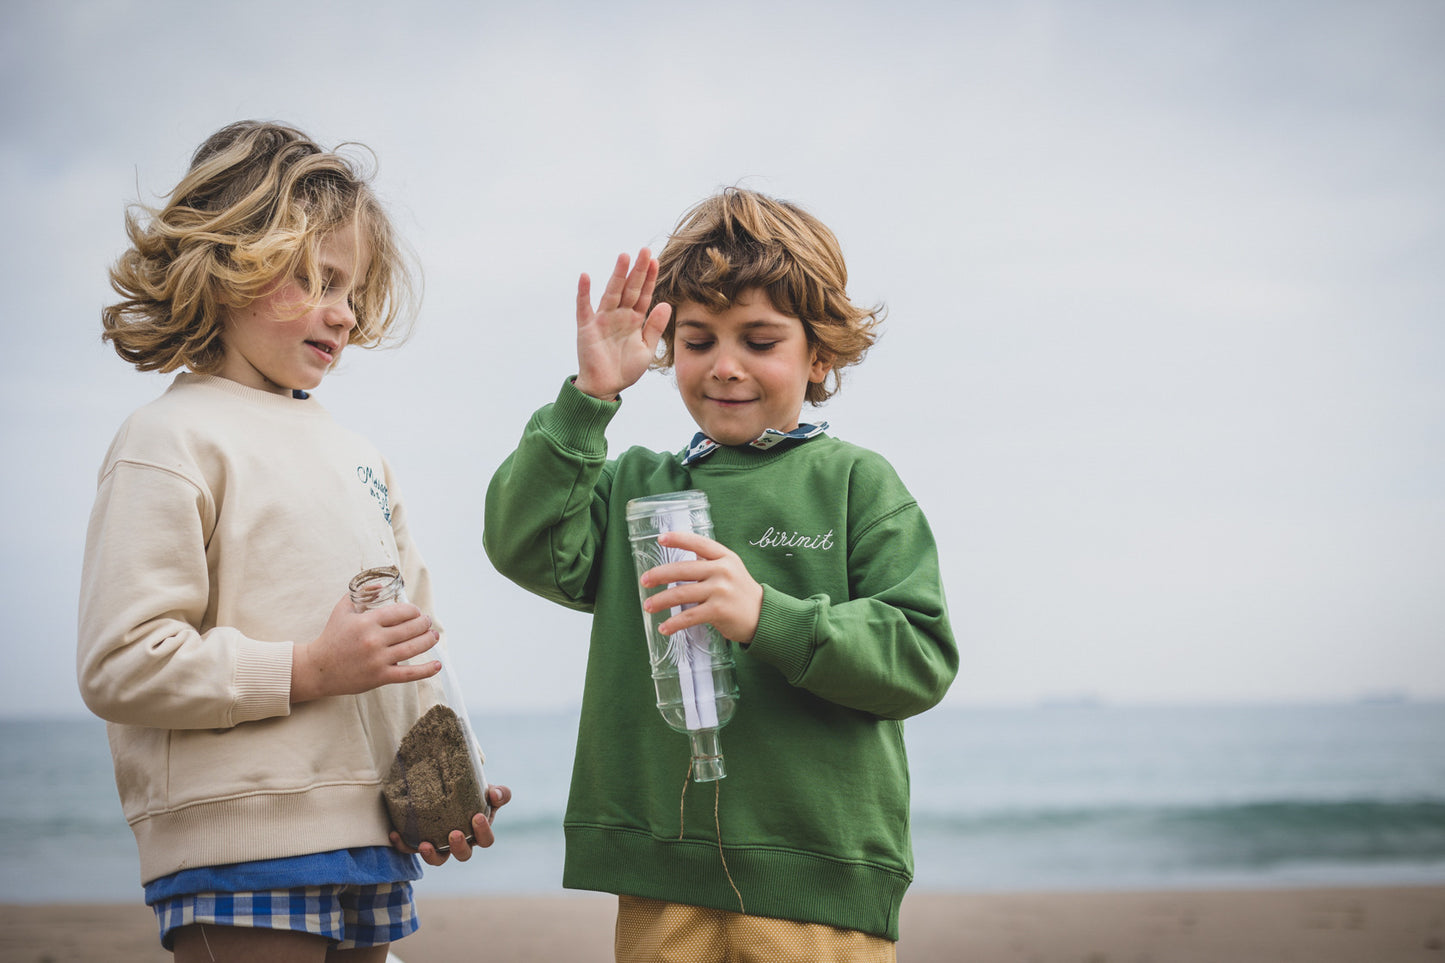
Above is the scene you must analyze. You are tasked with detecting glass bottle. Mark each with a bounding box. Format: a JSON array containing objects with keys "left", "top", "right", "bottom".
[
  {"left": 626, "top": 491, "right": 740, "bottom": 781},
  {"left": 349, "top": 566, "right": 491, "bottom": 850}
]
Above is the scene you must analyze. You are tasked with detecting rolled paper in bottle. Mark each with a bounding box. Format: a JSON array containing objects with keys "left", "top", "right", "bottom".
[{"left": 626, "top": 491, "right": 739, "bottom": 782}]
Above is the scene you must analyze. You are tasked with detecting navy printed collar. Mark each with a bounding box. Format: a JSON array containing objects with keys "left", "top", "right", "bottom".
[{"left": 681, "top": 422, "right": 829, "bottom": 466}]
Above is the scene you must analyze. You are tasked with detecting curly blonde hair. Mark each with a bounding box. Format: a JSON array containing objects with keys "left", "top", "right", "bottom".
[
  {"left": 652, "top": 187, "right": 881, "bottom": 404},
  {"left": 102, "top": 120, "right": 417, "bottom": 373}
]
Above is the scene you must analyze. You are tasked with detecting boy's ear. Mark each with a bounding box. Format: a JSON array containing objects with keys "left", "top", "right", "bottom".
[{"left": 808, "top": 347, "right": 833, "bottom": 385}]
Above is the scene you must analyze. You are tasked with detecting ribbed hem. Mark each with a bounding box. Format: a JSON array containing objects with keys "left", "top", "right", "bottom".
[
  {"left": 747, "top": 588, "right": 818, "bottom": 684},
  {"left": 131, "top": 782, "right": 394, "bottom": 884},
  {"left": 562, "top": 823, "right": 907, "bottom": 941},
  {"left": 541, "top": 378, "right": 619, "bottom": 454}
]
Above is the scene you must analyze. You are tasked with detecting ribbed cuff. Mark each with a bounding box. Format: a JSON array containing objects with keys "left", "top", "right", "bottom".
[
  {"left": 540, "top": 377, "right": 620, "bottom": 454},
  {"left": 746, "top": 586, "right": 817, "bottom": 684},
  {"left": 232, "top": 638, "right": 294, "bottom": 724}
]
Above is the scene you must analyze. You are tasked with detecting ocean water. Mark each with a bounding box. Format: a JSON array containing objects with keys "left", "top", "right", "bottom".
[{"left": 1, "top": 702, "right": 1442, "bottom": 904}]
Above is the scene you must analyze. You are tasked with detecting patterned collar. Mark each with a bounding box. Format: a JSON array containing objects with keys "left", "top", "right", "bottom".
[{"left": 681, "top": 422, "right": 829, "bottom": 466}]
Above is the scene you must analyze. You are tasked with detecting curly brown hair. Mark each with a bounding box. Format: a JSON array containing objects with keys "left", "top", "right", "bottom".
[
  {"left": 652, "top": 187, "right": 882, "bottom": 404},
  {"left": 102, "top": 120, "right": 417, "bottom": 374}
]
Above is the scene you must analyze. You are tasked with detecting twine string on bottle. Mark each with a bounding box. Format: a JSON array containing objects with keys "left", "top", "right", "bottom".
[{"left": 677, "top": 758, "right": 745, "bottom": 913}]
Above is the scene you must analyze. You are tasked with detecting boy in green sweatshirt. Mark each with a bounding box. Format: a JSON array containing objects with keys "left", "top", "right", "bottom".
[{"left": 484, "top": 188, "right": 957, "bottom": 962}]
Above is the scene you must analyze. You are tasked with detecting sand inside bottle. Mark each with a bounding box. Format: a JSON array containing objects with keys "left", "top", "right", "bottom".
[{"left": 382, "top": 703, "right": 486, "bottom": 850}]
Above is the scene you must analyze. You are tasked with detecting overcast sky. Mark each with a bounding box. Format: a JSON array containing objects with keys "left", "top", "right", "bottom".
[{"left": 2, "top": 0, "right": 1441, "bottom": 717}]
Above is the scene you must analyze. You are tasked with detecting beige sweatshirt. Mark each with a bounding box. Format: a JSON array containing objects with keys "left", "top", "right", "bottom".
[{"left": 78, "top": 373, "right": 440, "bottom": 883}]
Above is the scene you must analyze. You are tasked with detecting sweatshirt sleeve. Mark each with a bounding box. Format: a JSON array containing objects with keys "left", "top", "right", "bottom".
[
  {"left": 483, "top": 378, "right": 620, "bottom": 610},
  {"left": 76, "top": 459, "right": 294, "bottom": 729},
  {"left": 745, "top": 492, "right": 958, "bottom": 721}
]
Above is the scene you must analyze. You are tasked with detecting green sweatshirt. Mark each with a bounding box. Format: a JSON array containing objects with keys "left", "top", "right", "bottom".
[{"left": 484, "top": 380, "right": 957, "bottom": 940}]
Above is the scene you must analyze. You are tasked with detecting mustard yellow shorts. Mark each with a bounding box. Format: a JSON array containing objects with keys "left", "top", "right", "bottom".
[{"left": 615, "top": 895, "right": 896, "bottom": 963}]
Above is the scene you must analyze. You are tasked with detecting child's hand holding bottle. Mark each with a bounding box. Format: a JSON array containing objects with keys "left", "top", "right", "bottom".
[
  {"left": 640, "top": 530, "right": 764, "bottom": 645},
  {"left": 391, "top": 784, "right": 513, "bottom": 867},
  {"left": 289, "top": 594, "right": 442, "bottom": 703}
]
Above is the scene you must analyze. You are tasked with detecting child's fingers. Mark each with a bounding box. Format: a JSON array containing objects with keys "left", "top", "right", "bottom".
[
  {"left": 377, "top": 615, "right": 436, "bottom": 654},
  {"left": 387, "top": 657, "right": 442, "bottom": 685},
  {"left": 366, "top": 601, "right": 426, "bottom": 627},
  {"left": 644, "top": 578, "right": 709, "bottom": 612},
  {"left": 642, "top": 301, "right": 673, "bottom": 349},
  {"left": 654, "top": 529, "right": 723, "bottom": 557},
  {"left": 415, "top": 840, "right": 449, "bottom": 867},
  {"left": 576, "top": 273, "right": 593, "bottom": 323},
  {"left": 635, "top": 255, "right": 661, "bottom": 309},
  {"left": 444, "top": 830, "right": 475, "bottom": 860},
  {"left": 389, "top": 830, "right": 419, "bottom": 855},
  {"left": 597, "top": 252, "right": 633, "bottom": 310},
  {"left": 657, "top": 602, "right": 716, "bottom": 636},
  {"left": 641, "top": 559, "right": 711, "bottom": 593},
  {"left": 387, "top": 625, "right": 439, "bottom": 662},
  {"left": 619, "top": 247, "right": 654, "bottom": 308},
  {"left": 468, "top": 813, "right": 496, "bottom": 849}
]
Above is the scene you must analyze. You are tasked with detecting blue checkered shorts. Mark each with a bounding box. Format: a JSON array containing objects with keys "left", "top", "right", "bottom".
[{"left": 151, "top": 881, "right": 418, "bottom": 950}]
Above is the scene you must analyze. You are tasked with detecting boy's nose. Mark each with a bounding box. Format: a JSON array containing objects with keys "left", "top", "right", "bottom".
[{"left": 711, "top": 351, "right": 743, "bottom": 381}]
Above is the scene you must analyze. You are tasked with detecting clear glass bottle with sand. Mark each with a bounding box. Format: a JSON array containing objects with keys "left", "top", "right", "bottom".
[
  {"left": 626, "top": 490, "right": 740, "bottom": 781},
  {"left": 349, "top": 566, "right": 491, "bottom": 850}
]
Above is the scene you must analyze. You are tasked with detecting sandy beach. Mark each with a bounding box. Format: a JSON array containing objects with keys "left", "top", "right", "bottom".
[{"left": 2, "top": 886, "right": 1441, "bottom": 962}]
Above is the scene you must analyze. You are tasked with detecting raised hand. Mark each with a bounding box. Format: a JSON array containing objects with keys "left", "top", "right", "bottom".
[
  {"left": 639, "top": 530, "right": 764, "bottom": 644},
  {"left": 573, "top": 248, "right": 673, "bottom": 400}
]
